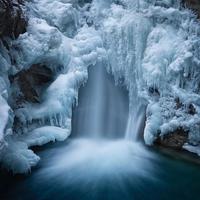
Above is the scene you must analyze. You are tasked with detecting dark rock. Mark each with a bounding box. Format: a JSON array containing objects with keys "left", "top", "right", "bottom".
[
  {"left": 188, "top": 103, "right": 196, "bottom": 115},
  {"left": 12, "top": 64, "right": 53, "bottom": 104},
  {"left": 155, "top": 128, "right": 189, "bottom": 150},
  {"left": 148, "top": 87, "right": 160, "bottom": 96},
  {"left": 175, "top": 97, "right": 183, "bottom": 109},
  {"left": 0, "top": 0, "right": 27, "bottom": 39},
  {"left": 183, "top": 0, "right": 200, "bottom": 18},
  {"left": 18, "top": 73, "right": 40, "bottom": 103},
  {"left": 78, "top": 0, "right": 92, "bottom": 6}
]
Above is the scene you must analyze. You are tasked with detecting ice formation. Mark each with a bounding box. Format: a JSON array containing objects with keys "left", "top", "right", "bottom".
[{"left": 1, "top": 0, "right": 200, "bottom": 172}]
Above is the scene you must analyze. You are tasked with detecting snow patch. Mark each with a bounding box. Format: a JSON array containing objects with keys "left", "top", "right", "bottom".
[{"left": 17, "top": 126, "right": 70, "bottom": 147}]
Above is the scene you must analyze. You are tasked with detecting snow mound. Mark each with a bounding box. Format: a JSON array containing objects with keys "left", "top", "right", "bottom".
[
  {"left": 17, "top": 126, "right": 70, "bottom": 147},
  {"left": 0, "top": 138, "right": 40, "bottom": 174},
  {"left": 1, "top": 126, "right": 70, "bottom": 174}
]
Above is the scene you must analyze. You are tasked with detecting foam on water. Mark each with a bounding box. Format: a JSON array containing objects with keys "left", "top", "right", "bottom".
[{"left": 28, "top": 139, "right": 158, "bottom": 196}]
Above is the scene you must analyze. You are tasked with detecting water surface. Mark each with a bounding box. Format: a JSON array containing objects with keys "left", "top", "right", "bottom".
[{"left": 0, "top": 139, "right": 200, "bottom": 200}]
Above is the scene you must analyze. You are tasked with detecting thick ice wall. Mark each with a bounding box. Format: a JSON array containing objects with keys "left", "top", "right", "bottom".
[
  {"left": 99, "top": 1, "right": 200, "bottom": 147},
  {"left": 102, "top": 1, "right": 197, "bottom": 93},
  {"left": 142, "top": 24, "right": 192, "bottom": 90},
  {"left": 30, "top": 0, "right": 78, "bottom": 37},
  {"left": 141, "top": 7, "right": 200, "bottom": 146},
  {"left": 102, "top": 3, "right": 152, "bottom": 110},
  {"left": 11, "top": 18, "right": 70, "bottom": 73}
]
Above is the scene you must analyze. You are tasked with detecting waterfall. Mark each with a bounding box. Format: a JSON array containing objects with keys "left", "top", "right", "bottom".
[
  {"left": 72, "top": 61, "right": 130, "bottom": 139},
  {"left": 125, "top": 102, "right": 146, "bottom": 141},
  {"left": 72, "top": 60, "right": 147, "bottom": 140}
]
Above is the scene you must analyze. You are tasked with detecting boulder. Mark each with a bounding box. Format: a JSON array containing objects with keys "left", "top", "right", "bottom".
[{"left": 155, "top": 128, "right": 189, "bottom": 150}]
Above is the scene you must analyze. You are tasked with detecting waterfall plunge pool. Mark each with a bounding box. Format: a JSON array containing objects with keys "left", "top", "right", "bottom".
[{"left": 1, "top": 139, "right": 200, "bottom": 200}]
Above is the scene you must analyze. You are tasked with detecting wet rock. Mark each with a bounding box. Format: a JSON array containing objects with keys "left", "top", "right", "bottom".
[
  {"left": 155, "top": 128, "right": 189, "bottom": 150},
  {"left": 187, "top": 104, "right": 196, "bottom": 115},
  {"left": 0, "top": 0, "right": 27, "bottom": 38},
  {"left": 11, "top": 64, "right": 53, "bottom": 104}
]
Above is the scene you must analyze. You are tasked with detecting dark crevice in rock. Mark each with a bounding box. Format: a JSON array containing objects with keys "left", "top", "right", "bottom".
[
  {"left": 175, "top": 97, "right": 183, "bottom": 109},
  {"left": 148, "top": 87, "right": 160, "bottom": 96},
  {"left": 187, "top": 103, "right": 196, "bottom": 115},
  {"left": 10, "top": 64, "right": 55, "bottom": 134},
  {"left": 10, "top": 64, "right": 54, "bottom": 105},
  {"left": 78, "top": 0, "right": 92, "bottom": 7},
  {"left": 175, "top": 97, "right": 196, "bottom": 115}
]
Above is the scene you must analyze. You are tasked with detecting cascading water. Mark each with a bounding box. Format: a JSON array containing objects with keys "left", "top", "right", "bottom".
[
  {"left": 125, "top": 102, "right": 146, "bottom": 141},
  {"left": 72, "top": 61, "right": 130, "bottom": 139}
]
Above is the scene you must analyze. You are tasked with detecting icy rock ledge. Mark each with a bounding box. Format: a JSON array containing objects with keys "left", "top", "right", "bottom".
[
  {"left": 16, "top": 126, "right": 70, "bottom": 147},
  {"left": 0, "top": 126, "right": 70, "bottom": 174},
  {"left": 183, "top": 143, "right": 200, "bottom": 156}
]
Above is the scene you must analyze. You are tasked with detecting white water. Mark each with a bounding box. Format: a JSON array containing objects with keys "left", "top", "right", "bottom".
[
  {"left": 125, "top": 103, "right": 146, "bottom": 141},
  {"left": 31, "top": 139, "right": 157, "bottom": 187},
  {"left": 72, "top": 61, "right": 133, "bottom": 139}
]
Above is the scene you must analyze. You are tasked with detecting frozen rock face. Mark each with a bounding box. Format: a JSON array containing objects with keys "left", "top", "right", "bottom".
[
  {"left": 1, "top": 0, "right": 200, "bottom": 173},
  {"left": 0, "top": 0, "right": 27, "bottom": 145},
  {"left": 10, "top": 64, "right": 53, "bottom": 105},
  {"left": 0, "top": 0, "right": 105, "bottom": 173},
  {"left": 0, "top": 0, "right": 27, "bottom": 172},
  {"left": 155, "top": 127, "right": 188, "bottom": 150},
  {"left": 0, "top": 0, "right": 27, "bottom": 38},
  {"left": 94, "top": 0, "right": 200, "bottom": 153}
]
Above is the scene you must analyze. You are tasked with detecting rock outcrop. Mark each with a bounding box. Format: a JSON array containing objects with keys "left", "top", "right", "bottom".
[
  {"left": 10, "top": 64, "right": 54, "bottom": 107},
  {"left": 155, "top": 128, "right": 189, "bottom": 150},
  {"left": 0, "top": 0, "right": 27, "bottom": 38}
]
